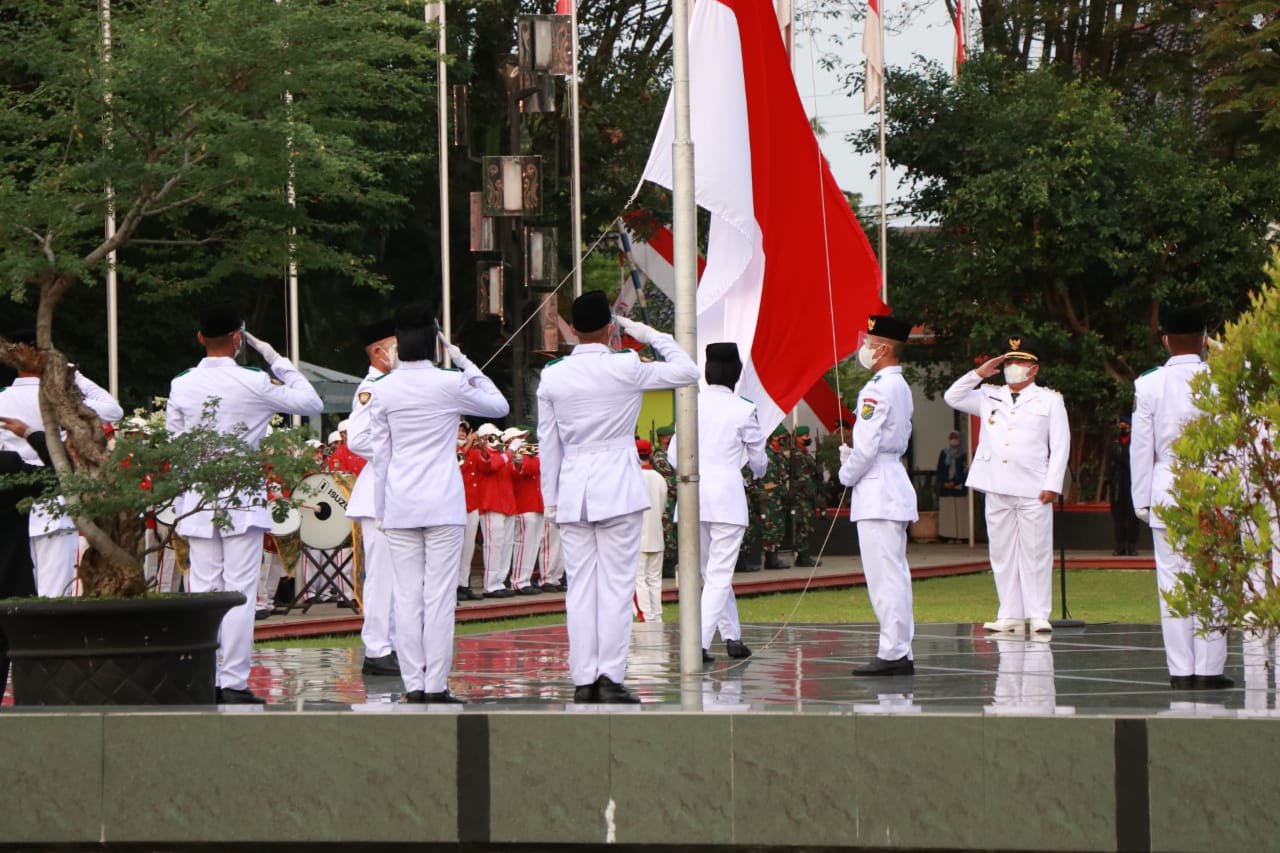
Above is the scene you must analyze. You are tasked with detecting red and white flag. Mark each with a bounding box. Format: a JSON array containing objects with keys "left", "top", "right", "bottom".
[
  {"left": 952, "top": 0, "right": 966, "bottom": 73},
  {"left": 864, "top": 0, "right": 884, "bottom": 110},
  {"left": 642, "top": 0, "right": 884, "bottom": 433}
]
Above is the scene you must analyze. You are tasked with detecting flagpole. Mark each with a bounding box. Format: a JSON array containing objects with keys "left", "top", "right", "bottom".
[
  {"left": 671, "top": 0, "right": 703, "bottom": 680},
  {"left": 101, "top": 0, "right": 118, "bottom": 399},
  {"left": 431, "top": 1, "right": 452, "bottom": 357},
  {"left": 569, "top": 3, "right": 584, "bottom": 297},
  {"left": 877, "top": 10, "right": 887, "bottom": 304}
]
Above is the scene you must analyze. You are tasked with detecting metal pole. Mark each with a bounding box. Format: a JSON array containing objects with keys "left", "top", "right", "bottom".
[
  {"left": 101, "top": 0, "right": 118, "bottom": 398},
  {"left": 431, "top": 2, "right": 452, "bottom": 360},
  {"left": 569, "top": 1, "right": 584, "bottom": 297},
  {"left": 876, "top": 11, "right": 887, "bottom": 304},
  {"left": 277, "top": 0, "right": 300, "bottom": 425},
  {"left": 672, "top": 0, "right": 702, "bottom": 677}
]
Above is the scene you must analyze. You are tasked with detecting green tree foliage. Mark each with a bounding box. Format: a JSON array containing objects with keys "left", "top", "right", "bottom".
[
  {"left": 1196, "top": 0, "right": 1280, "bottom": 158},
  {"left": 1162, "top": 269, "right": 1280, "bottom": 633}
]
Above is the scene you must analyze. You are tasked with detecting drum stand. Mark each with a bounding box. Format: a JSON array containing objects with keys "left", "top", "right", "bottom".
[{"left": 283, "top": 547, "right": 361, "bottom": 614}]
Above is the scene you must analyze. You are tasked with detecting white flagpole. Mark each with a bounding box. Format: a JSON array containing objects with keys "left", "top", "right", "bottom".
[
  {"left": 276, "top": 0, "right": 300, "bottom": 426},
  {"left": 877, "top": 8, "right": 887, "bottom": 304},
  {"left": 101, "top": 0, "right": 119, "bottom": 398},
  {"left": 671, "top": 0, "right": 702, "bottom": 678},
  {"left": 569, "top": 3, "right": 584, "bottom": 297},
  {"left": 430, "top": 2, "right": 452, "bottom": 355}
]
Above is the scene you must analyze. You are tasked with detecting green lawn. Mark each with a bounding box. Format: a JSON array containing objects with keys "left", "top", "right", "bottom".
[{"left": 258, "top": 569, "right": 1159, "bottom": 649}]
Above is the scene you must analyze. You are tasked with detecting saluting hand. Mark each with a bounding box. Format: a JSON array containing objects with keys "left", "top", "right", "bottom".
[
  {"left": 242, "top": 330, "right": 282, "bottom": 364},
  {"left": 615, "top": 315, "right": 657, "bottom": 345},
  {"left": 975, "top": 355, "right": 1007, "bottom": 379}
]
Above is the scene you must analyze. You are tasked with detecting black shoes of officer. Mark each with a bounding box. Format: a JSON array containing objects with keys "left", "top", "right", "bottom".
[
  {"left": 402, "top": 690, "right": 427, "bottom": 703},
  {"left": 852, "top": 656, "right": 915, "bottom": 677},
  {"left": 573, "top": 683, "right": 598, "bottom": 703},
  {"left": 596, "top": 675, "right": 641, "bottom": 703},
  {"left": 362, "top": 652, "right": 401, "bottom": 677},
  {"left": 456, "top": 586, "right": 481, "bottom": 602},
  {"left": 516, "top": 585, "right": 543, "bottom": 596},
  {"left": 702, "top": 648, "right": 716, "bottom": 664},
  {"left": 540, "top": 582, "right": 563, "bottom": 593},
  {"left": 735, "top": 554, "right": 762, "bottom": 573},
  {"left": 1193, "top": 674, "right": 1234, "bottom": 690},
  {"left": 764, "top": 551, "right": 790, "bottom": 570},
  {"left": 216, "top": 687, "right": 267, "bottom": 704},
  {"left": 1170, "top": 675, "right": 1196, "bottom": 689},
  {"left": 793, "top": 553, "right": 821, "bottom": 568},
  {"left": 484, "top": 588, "right": 516, "bottom": 598},
  {"left": 725, "top": 639, "right": 752, "bottom": 659},
  {"left": 254, "top": 606, "right": 273, "bottom": 621},
  {"left": 423, "top": 690, "right": 466, "bottom": 704}
]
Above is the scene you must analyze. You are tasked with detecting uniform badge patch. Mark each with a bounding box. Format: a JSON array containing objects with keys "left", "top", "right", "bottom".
[
  {"left": 269, "top": 377, "right": 284, "bottom": 386},
  {"left": 358, "top": 391, "right": 371, "bottom": 406},
  {"left": 860, "top": 399, "right": 878, "bottom": 420}
]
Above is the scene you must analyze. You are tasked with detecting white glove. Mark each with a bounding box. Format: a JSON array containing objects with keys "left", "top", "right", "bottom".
[
  {"left": 438, "top": 333, "right": 473, "bottom": 370},
  {"left": 615, "top": 315, "right": 656, "bottom": 345},
  {"left": 1135, "top": 507, "right": 1150, "bottom": 524},
  {"left": 242, "top": 330, "right": 281, "bottom": 364},
  {"left": 838, "top": 443, "right": 852, "bottom": 464},
  {"left": 545, "top": 506, "right": 557, "bottom": 522}
]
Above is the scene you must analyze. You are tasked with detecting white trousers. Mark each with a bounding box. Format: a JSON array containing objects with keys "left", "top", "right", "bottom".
[
  {"left": 511, "top": 511, "right": 545, "bottom": 588},
  {"left": 359, "top": 519, "right": 396, "bottom": 658},
  {"left": 458, "top": 510, "right": 480, "bottom": 587},
  {"left": 635, "top": 551, "right": 664, "bottom": 622},
  {"left": 857, "top": 519, "right": 914, "bottom": 660},
  {"left": 985, "top": 492, "right": 1053, "bottom": 621},
  {"left": 699, "top": 522, "right": 744, "bottom": 647},
  {"left": 31, "top": 531, "right": 78, "bottom": 598},
  {"left": 187, "top": 529, "right": 265, "bottom": 692},
  {"left": 560, "top": 511, "right": 643, "bottom": 686},
  {"left": 256, "top": 549, "right": 285, "bottom": 608},
  {"left": 480, "top": 512, "right": 516, "bottom": 592},
  {"left": 383, "top": 525, "right": 464, "bottom": 693},
  {"left": 1154, "top": 530, "right": 1227, "bottom": 677},
  {"left": 146, "top": 528, "right": 184, "bottom": 593},
  {"left": 541, "top": 511, "right": 564, "bottom": 584}
]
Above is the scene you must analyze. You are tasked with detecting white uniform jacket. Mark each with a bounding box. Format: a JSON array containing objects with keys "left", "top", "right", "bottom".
[
  {"left": 344, "top": 367, "right": 382, "bottom": 521},
  {"left": 537, "top": 334, "right": 698, "bottom": 523},
  {"left": 166, "top": 355, "right": 323, "bottom": 537},
  {"left": 944, "top": 371, "right": 1070, "bottom": 500},
  {"left": 1, "top": 373, "right": 124, "bottom": 535},
  {"left": 1130, "top": 354, "right": 1207, "bottom": 528},
  {"left": 839, "top": 366, "right": 918, "bottom": 523},
  {"left": 368, "top": 360, "right": 509, "bottom": 529},
  {"left": 669, "top": 385, "right": 767, "bottom": 526},
  {"left": 639, "top": 467, "right": 668, "bottom": 552}
]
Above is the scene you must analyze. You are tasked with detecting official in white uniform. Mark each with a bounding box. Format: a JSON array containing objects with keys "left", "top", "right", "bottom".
[
  {"left": 537, "top": 291, "right": 699, "bottom": 703},
  {"left": 669, "top": 343, "right": 766, "bottom": 662},
  {"left": 367, "top": 302, "right": 509, "bottom": 703},
  {"left": 634, "top": 439, "right": 667, "bottom": 623},
  {"left": 838, "top": 315, "right": 919, "bottom": 675},
  {"left": 343, "top": 318, "right": 401, "bottom": 677},
  {"left": 167, "top": 304, "right": 323, "bottom": 704},
  {"left": 0, "top": 328, "right": 123, "bottom": 597},
  {"left": 1130, "top": 306, "right": 1231, "bottom": 689},
  {"left": 944, "top": 335, "right": 1069, "bottom": 636}
]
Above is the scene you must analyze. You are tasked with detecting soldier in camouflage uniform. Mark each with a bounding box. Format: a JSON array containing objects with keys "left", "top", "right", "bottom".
[
  {"left": 651, "top": 424, "right": 678, "bottom": 577},
  {"left": 736, "top": 463, "right": 764, "bottom": 572},
  {"left": 761, "top": 424, "right": 791, "bottom": 569},
  {"left": 815, "top": 419, "right": 852, "bottom": 507},
  {"left": 789, "top": 425, "right": 823, "bottom": 567}
]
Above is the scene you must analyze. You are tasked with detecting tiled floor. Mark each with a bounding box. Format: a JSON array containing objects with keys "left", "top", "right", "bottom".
[{"left": 237, "top": 621, "right": 1280, "bottom": 717}]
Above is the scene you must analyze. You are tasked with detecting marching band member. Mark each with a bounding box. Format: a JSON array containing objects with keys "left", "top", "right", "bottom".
[
  {"left": 456, "top": 421, "right": 483, "bottom": 602},
  {"left": 345, "top": 319, "right": 401, "bottom": 677},
  {"left": 367, "top": 302, "right": 509, "bottom": 703},
  {"left": 507, "top": 427, "right": 545, "bottom": 595},
  {"left": 537, "top": 291, "right": 698, "bottom": 703},
  {"left": 475, "top": 422, "right": 518, "bottom": 598},
  {"left": 166, "top": 304, "right": 323, "bottom": 704}
]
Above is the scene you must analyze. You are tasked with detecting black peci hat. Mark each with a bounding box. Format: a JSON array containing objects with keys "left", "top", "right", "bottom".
[
  {"left": 1002, "top": 333, "right": 1040, "bottom": 362},
  {"left": 200, "top": 303, "right": 242, "bottom": 338},
  {"left": 572, "top": 290, "right": 612, "bottom": 333},
  {"left": 867, "top": 314, "right": 912, "bottom": 343},
  {"left": 361, "top": 318, "right": 397, "bottom": 347},
  {"left": 1160, "top": 305, "right": 1206, "bottom": 335},
  {"left": 396, "top": 301, "right": 437, "bottom": 333},
  {"left": 705, "top": 342, "right": 742, "bottom": 366}
]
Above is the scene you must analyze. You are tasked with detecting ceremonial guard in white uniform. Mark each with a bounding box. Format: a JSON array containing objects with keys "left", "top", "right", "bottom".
[
  {"left": 669, "top": 343, "right": 766, "bottom": 662},
  {"left": 0, "top": 329, "right": 123, "bottom": 597},
  {"left": 1130, "top": 306, "right": 1231, "bottom": 689},
  {"left": 634, "top": 439, "right": 667, "bottom": 622},
  {"left": 944, "top": 334, "right": 1069, "bottom": 636},
  {"left": 343, "top": 319, "right": 401, "bottom": 677},
  {"left": 167, "top": 305, "right": 323, "bottom": 704},
  {"left": 537, "top": 291, "right": 698, "bottom": 703},
  {"left": 838, "top": 316, "right": 919, "bottom": 675},
  {"left": 367, "top": 302, "right": 509, "bottom": 703}
]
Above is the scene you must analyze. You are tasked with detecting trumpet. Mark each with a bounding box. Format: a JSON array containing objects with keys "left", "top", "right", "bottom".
[{"left": 517, "top": 442, "right": 539, "bottom": 456}]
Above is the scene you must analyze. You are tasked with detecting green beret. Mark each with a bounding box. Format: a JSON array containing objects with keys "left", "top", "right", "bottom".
[
  {"left": 656, "top": 424, "right": 675, "bottom": 437},
  {"left": 770, "top": 424, "right": 787, "bottom": 438},
  {"left": 794, "top": 426, "right": 811, "bottom": 436}
]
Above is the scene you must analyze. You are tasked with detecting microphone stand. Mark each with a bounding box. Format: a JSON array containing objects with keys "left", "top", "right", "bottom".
[{"left": 1051, "top": 465, "right": 1085, "bottom": 629}]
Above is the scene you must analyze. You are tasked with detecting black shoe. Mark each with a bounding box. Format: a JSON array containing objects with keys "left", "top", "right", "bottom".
[
  {"left": 516, "top": 585, "right": 543, "bottom": 596},
  {"left": 216, "top": 687, "right": 267, "bottom": 704},
  {"left": 401, "top": 690, "right": 427, "bottom": 704},
  {"left": 573, "top": 683, "right": 599, "bottom": 703},
  {"left": 852, "top": 656, "right": 915, "bottom": 677},
  {"left": 794, "top": 554, "right": 821, "bottom": 567},
  {"left": 1170, "top": 675, "right": 1196, "bottom": 689},
  {"left": 422, "top": 690, "right": 466, "bottom": 704},
  {"left": 540, "top": 582, "right": 563, "bottom": 593},
  {"left": 456, "top": 586, "right": 481, "bottom": 602},
  {"left": 483, "top": 589, "right": 516, "bottom": 598},
  {"left": 764, "top": 551, "right": 790, "bottom": 570},
  {"left": 362, "top": 652, "right": 401, "bottom": 677},
  {"left": 254, "top": 607, "right": 273, "bottom": 621},
  {"left": 596, "top": 675, "right": 641, "bottom": 704},
  {"left": 735, "top": 555, "right": 762, "bottom": 573},
  {"left": 702, "top": 648, "right": 716, "bottom": 664},
  {"left": 725, "top": 639, "right": 752, "bottom": 659},
  {"left": 1127, "top": 545, "right": 1139, "bottom": 556},
  {"left": 555, "top": 581, "right": 568, "bottom": 592},
  {"left": 1112, "top": 549, "right": 1124, "bottom": 556},
  {"left": 1193, "top": 674, "right": 1235, "bottom": 690},
  {"left": 272, "top": 577, "right": 296, "bottom": 607}
]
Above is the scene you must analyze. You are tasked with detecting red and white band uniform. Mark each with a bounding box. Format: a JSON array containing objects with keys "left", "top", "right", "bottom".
[
  {"left": 944, "top": 371, "right": 1069, "bottom": 623},
  {"left": 537, "top": 326, "right": 698, "bottom": 688},
  {"left": 840, "top": 366, "right": 919, "bottom": 661},
  {"left": 509, "top": 441, "right": 544, "bottom": 591},
  {"left": 458, "top": 443, "right": 485, "bottom": 589},
  {"left": 635, "top": 463, "right": 668, "bottom": 622},
  {"left": 166, "top": 350, "right": 323, "bottom": 693},
  {"left": 0, "top": 371, "right": 122, "bottom": 597},
  {"left": 670, "top": 386, "right": 767, "bottom": 647},
  {"left": 540, "top": 509, "right": 565, "bottom": 587},
  {"left": 346, "top": 366, "right": 397, "bottom": 660},
  {"left": 367, "top": 357, "right": 508, "bottom": 693},
  {"left": 476, "top": 444, "right": 517, "bottom": 593},
  {"left": 1130, "top": 354, "right": 1227, "bottom": 678}
]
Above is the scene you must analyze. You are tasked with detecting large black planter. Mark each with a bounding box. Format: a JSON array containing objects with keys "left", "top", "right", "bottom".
[{"left": 0, "top": 591, "right": 244, "bottom": 706}]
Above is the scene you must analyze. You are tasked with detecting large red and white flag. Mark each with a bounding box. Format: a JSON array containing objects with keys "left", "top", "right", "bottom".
[
  {"left": 864, "top": 0, "right": 884, "bottom": 109},
  {"left": 642, "top": 0, "right": 884, "bottom": 433}
]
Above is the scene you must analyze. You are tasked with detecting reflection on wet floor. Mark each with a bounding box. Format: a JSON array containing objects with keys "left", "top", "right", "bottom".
[{"left": 237, "top": 622, "right": 1280, "bottom": 717}]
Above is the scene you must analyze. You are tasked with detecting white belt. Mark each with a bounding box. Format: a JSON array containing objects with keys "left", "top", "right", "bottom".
[
  {"left": 875, "top": 452, "right": 903, "bottom": 462},
  {"left": 564, "top": 437, "right": 636, "bottom": 457}
]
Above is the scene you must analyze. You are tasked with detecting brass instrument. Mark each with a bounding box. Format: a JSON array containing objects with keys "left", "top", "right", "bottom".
[{"left": 515, "top": 442, "right": 539, "bottom": 456}]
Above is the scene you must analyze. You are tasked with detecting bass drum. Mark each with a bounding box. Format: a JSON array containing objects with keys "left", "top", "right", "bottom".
[{"left": 295, "top": 472, "right": 356, "bottom": 551}]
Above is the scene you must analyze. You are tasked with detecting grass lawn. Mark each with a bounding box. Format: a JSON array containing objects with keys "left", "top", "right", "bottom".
[{"left": 258, "top": 569, "right": 1160, "bottom": 649}]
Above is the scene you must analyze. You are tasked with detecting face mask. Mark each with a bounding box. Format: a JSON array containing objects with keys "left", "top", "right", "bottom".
[
  {"left": 857, "top": 343, "right": 880, "bottom": 370},
  {"left": 949, "top": 439, "right": 960, "bottom": 447},
  {"left": 1003, "top": 363, "right": 1033, "bottom": 385},
  {"left": 379, "top": 344, "right": 399, "bottom": 370}
]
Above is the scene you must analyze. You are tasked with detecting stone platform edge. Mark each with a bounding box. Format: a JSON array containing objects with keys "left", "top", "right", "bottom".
[{"left": 0, "top": 709, "right": 1270, "bottom": 852}]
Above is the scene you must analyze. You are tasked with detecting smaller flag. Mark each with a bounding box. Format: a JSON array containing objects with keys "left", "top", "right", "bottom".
[
  {"left": 863, "top": 0, "right": 883, "bottom": 111},
  {"left": 952, "top": 0, "right": 966, "bottom": 74}
]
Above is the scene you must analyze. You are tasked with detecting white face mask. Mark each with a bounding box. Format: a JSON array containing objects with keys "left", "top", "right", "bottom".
[
  {"left": 1003, "top": 363, "right": 1033, "bottom": 386},
  {"left": 857, "top": 342, "right": 881, "bottom": 370},
  {"left": 379, "top": 343, "right": 399, "bottom": 371}
]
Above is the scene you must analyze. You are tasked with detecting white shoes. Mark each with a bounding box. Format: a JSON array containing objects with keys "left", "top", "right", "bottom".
[
  {"left": 1029, "top": 618, "right": 1053, "bottom": 634},
  {"left": 982, "top": 618, "right": 1024, "bottom": 634}
]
